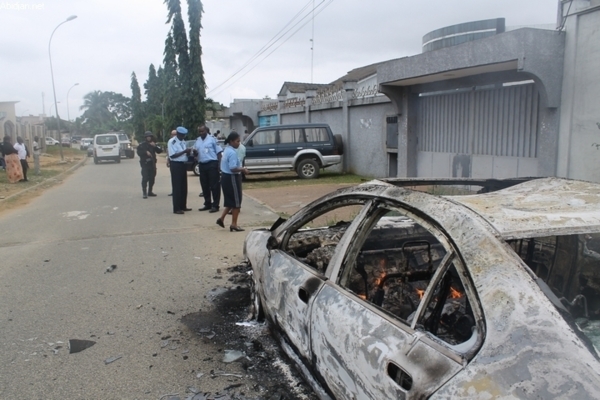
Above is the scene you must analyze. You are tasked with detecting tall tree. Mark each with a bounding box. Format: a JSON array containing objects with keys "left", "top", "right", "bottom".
[
  {"left": 162, "top": 31, "right": 182, "bottom": 129},
  {"left": 187, "top": 0, "right": 206, "bottom": 130},
  {"left": 130, "top": 71, "right": 145, "bottom": 142},
  {"left": 80, "top": 91, "right": 131, "bottom": 135}
]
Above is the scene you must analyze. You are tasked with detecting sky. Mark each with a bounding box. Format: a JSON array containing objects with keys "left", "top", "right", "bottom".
[{"left": 0, "top": 0, "right": 560, "bottom": 121}]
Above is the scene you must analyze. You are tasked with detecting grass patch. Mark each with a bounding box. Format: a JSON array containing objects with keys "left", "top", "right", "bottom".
[
  {"left": 243, "top": 171, "right": 367, "bottom": 190},
  {"left": 0, "top": 146, "right": 86, "bottom": 201}
]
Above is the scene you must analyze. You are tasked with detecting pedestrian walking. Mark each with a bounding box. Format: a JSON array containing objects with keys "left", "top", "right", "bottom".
[
  {"left": 137, "top": 131, "right": 163, "bottom": 198},
  {"left": 194, "top": 125, "right": 223, "bottom": 213},
  {"left": 33, "top": 136, "right": 41, "bottom": 175},
  {"left": 14, "top": 137, "right": 29, "bottom": 182},
  {"left": 168, "top": 126, "right": 192, "bottom": 214},
  {"left": 216, "top": 131, "right": 249, "bottom": 232},
  {"left": 1, "top": 135, "right": 23, "bottom": 183}
]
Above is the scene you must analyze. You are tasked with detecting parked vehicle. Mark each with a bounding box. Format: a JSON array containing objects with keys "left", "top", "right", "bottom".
[
  {"left": 45, "top": 137, "right": 59, "bottom": 146},
  {"left": 93, "top": 133, "right": 120, "bottom": 164},
  {"left": 117, "top": 132, "right": 135, "bottom": 158},
  {"left": 61, "top": 137, "right": 71, "bottom": 147},
  {"left": 79, "top": 138, "right": 93, "bottom": 151},
  {"left": 245, "top": 177, "right": 600, "bottom": 399},
  {"left": 243, "top": 123, "right": 343, "bottom": 179}
]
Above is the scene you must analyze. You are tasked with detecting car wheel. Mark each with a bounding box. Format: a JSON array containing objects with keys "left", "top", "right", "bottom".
[
  {"left": 94, "top": 156, "right": 99, "bottom": 164},
  {"left": 333, "top": 134, "right": 344, "bottom": 155},
  {"left": 296, "top": 158, "right": 320, "bottom": 179},
  {"left": 115, "top": 157, "right": 121, "bottom": 164},
  {"left": 193, "top": 163, "right": 200, "bottom": 176}
]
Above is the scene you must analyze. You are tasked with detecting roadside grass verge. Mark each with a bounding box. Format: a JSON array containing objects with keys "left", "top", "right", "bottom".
[{"left": 0, "top": 146, "right": 86, "bottom": 203}]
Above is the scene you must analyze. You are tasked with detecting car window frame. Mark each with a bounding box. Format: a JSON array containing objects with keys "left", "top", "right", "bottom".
[
  {"left": 276, "top": 196, "right": 375, "bottom": 278},
  {"left": 331, "top": 199, "right": 485, "bottom": 361}
]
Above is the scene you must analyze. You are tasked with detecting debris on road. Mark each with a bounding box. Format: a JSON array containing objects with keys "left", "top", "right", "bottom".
[
  {"left": 68, "top": 339, "right": 96, "bottom": 354},
  {"left": 222, "top": 350, "right": 247, "bottom": 363},
  {"left": 104, "top": 355, "right": 122, "bottom": 365},
  {"left": 105, "top": 264, "right": 117, "bottom": 273}
]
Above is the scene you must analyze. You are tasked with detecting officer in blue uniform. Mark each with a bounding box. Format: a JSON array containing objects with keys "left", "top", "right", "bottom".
[
  {"left": 168, "top": 126, "right": 192, "bottom": 214},
  {"left": 194, "top": 125, "right": 223, "bottom": 212}
]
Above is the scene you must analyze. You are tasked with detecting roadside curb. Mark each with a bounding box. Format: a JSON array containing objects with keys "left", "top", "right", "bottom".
[
  {"left": 244, "top": 192, "right": 280, "bottom": 215},
  {"left": 0, "top": 156, "right": 88, "bottom": 202}
]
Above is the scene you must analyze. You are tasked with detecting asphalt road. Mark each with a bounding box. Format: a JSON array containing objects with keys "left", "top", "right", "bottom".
[{"left": 0, "top": 158, "right": 280, "bottom": 399}]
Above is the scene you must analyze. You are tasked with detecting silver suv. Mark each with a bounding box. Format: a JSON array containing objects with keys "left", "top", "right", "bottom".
[{"left": 243, "top": 123, "right": 343, "bottom": 179}]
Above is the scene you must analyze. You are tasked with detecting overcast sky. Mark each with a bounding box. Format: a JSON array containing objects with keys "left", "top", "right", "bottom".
[{"left": 0, "top": 0, "right": 559, "bottom": 121}]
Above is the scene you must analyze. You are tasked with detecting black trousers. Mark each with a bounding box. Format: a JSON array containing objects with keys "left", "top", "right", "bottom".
[
  {"left": 140, "top": 162, "right": 157, "bottom": 192},
  {"left": 170, "top": 161, "right": 187, "bottom": 212},
  {"left": 199, "top": 160, "right": 220, "bottom": 209},
  {"left": 20, "top": 159, "right": 28, "bottom": 181}
]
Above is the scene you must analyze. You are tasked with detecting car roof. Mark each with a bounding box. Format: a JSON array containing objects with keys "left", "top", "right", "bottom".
[
  {"left": 253, "top": 123, "right": 330, "bottom": 130},
  {"left": 444, "top": 177, "right": 600, "bottom": 239}
]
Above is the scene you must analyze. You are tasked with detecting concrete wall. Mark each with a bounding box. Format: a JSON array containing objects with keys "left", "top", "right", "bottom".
[
  {"left": 557, "top": 1, "right": 600, "bottom": 182},
  {"left": 349, "top": 103, "right": 394, "bottom": 177}
]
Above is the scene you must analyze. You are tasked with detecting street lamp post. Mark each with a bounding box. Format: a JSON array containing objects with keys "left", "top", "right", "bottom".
[
  {"left": 66, "top": 83, "right": 79, "bottom": 122},
  {"left": 49, "top": 15, "right": 77, "bottom": 160}
]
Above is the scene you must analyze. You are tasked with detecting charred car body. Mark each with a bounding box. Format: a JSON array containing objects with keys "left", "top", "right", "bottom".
[{"left": 244, "top": 177, "right": 600, "bottom": 399}]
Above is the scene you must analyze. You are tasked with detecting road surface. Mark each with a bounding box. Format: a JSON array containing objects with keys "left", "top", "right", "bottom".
[{"left": 0, "top": 158, "right": 282, "bottom": 399}]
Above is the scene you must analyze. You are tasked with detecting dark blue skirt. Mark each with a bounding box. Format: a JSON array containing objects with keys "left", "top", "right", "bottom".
[{"left": 221, "top": 173, "right": 242, "bottom": 208}]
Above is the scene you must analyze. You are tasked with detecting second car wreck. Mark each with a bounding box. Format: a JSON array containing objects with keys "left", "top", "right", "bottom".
[{"left": 244, "top": 177, "right": 600, "bottom": 399}]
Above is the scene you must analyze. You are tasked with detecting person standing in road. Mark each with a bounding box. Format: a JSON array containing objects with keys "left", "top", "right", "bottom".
[
  {"left": 14, "top": 137, "right": 29, "bottom": 182},
  {"left": 166, "top": 129, "right": 177, "bottom": 196},
  {"left": 168, "top": 126, "right": 192, "bottom": 214},
  {"left": 1, "top": 135, "right": 23, "bottom": 183},
  {"left": 32, "top": 136, "right": 41, "bottom": 175},
  {"left": 194, "top": 125, "right": 223, "bottom": 213},
  {"left": 216, "top": 131, "right": 249, "bottom": 232},
  {"left": 137, "top": 131, "right": 163, "bottom": 199}
]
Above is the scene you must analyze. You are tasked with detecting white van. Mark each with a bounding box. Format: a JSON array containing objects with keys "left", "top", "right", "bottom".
[{"left": 93, "top": 133, "right": 121, "bottom": 164}]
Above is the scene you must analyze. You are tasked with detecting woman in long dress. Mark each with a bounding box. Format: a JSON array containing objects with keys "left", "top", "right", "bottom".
[{"left": 1, "top": 135, "right": 24, "bottom": 183}]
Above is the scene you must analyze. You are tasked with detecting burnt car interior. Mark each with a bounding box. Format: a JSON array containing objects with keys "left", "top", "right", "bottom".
[
  {"left": 508, "top": 233, "right": 600, "bottom": 352},
  {"left": 283, "top": 202, "right": 477, "bottom": 348}
]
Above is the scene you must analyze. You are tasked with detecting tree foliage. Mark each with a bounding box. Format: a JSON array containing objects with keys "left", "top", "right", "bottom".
[
  {"left": 130, "top": 72, "right": 145, "bottom": 142},
  {"left": 79, "top": 90, "right": 132, "bottom": 135}
]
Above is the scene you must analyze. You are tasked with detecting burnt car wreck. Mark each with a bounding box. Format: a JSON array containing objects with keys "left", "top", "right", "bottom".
[{"left": 244, "top": 177, "right": 600, "bottom": 399}]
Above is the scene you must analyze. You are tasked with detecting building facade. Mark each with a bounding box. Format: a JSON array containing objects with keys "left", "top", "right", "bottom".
[{"left": 229, "top": 0, "right": 600, "bottom": 182}]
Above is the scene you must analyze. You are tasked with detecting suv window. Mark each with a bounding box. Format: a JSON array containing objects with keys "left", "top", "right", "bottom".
[
  {"left": 253, "top": 130, "right": 276, "bottom": 145},
  {"left": 279, "top": 128, "right": 304, "bottom": 144},
  {"left": 96, "top": 136, "right": 118, "bottom": 145},
  {"left": 305, "top": 127, "right": 329, "bottom": 142}
]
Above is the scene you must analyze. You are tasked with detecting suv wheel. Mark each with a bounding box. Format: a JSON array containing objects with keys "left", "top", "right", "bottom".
[
  {"left": 93, "top": 156, "right": 99, "bottom": 164},
  {"left": 296, "top": 158, "right": 319, "bottom": 179},
  {"left": 193, "top": 163, "right": 200, "bottom": 176},
  {"left": 115, "top": 157, "right": 121, "bottom": 164}
]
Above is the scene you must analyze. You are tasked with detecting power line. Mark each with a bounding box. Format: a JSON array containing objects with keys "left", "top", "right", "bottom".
[{"left": 207, "top": 0, "right": 333, "bottom": 97}]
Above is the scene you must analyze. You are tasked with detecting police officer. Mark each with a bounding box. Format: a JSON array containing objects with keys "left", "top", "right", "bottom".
[
  {"left": 137, "top": 131, "right": 163, "bottom": 198},
  {"left": 168, "top": 126, "right": 193, "bottom": 214}
]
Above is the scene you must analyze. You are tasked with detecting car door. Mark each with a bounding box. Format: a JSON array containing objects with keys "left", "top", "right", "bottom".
[
  {"left": 304, "top": 126, "right": 332, "bottom": 155},
  {"left": 310, "top": 202, "right": 483, "bottom": 399},
  {"left": 244, "top": 129, "right": 278, "bottom": 171},
  {"left": 261, "top": 199, "right": 373, "bottom": 360},
  {"left": 276, "top": 127, "right": 305, "bottom": 169}
]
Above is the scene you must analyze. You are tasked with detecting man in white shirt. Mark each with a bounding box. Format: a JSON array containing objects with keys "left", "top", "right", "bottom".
[{"left": 13, "top": 137, "right": 29, "bottom": 182}]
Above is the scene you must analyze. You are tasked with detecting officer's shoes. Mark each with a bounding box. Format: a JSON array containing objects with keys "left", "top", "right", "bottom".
[{"left": 147, "top": 192, "right": 157, "bottom": 197}]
